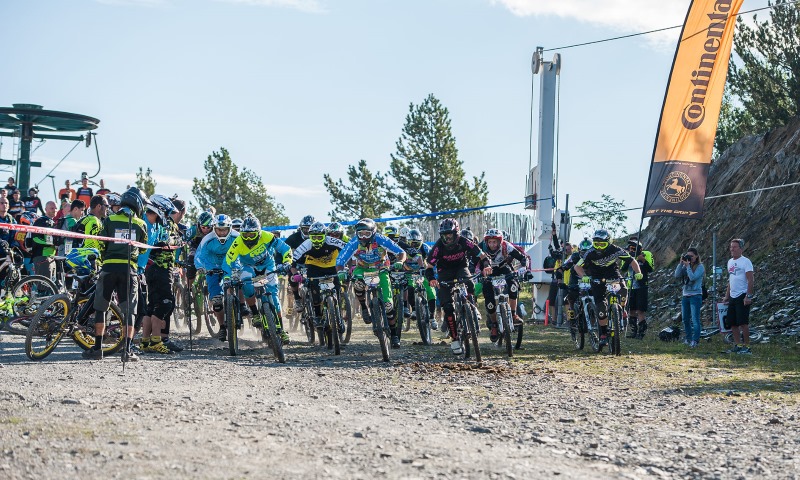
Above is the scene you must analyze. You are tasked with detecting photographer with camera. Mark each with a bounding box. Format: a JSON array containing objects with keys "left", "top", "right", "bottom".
[{"left": 674, "top": 247, "right": 704, "bottom": 347}]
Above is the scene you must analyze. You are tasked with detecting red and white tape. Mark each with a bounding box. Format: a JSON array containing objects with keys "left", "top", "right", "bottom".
[{"left": 0, "top": 222, "right": 180, "bottom": 250}]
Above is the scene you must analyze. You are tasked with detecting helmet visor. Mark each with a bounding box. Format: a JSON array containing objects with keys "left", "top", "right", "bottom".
[{"left": 409, "top": 240, "right": 422, "bottom": 248}]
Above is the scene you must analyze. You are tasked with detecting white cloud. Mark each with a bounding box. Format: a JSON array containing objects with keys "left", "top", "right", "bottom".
[
  {"left": 266, "top": 184, "right": 326, "bottom": 197},
  {"left": 216, "top": 0, "right": 326, "bottom": 14},
  {"left": 491, "top": 0, "right": 690, "bottom": 49}
]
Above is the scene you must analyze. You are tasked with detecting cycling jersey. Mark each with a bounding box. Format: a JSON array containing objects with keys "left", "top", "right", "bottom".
[
  {"left": 336, "top": 233, "right": 404, "bottom": 269},
  {"left": 195, "top": 231, "right": 241, "bottom": 271},
  {"left": 72, "top": 214, "right": 102, "bottom": 251},
  {"left": 402, "top": 242, "right": 430, "bottom": 273},
  {"left": 284, "top": 229, "right": 307, "bottom": 250},
  {"left": 577, "top": 244, "right": 631, "bottom": 279},
  {"left": 478, "top": 240, "right": 526, "bottom": 274},
  {"left": 97, "top": 208, "right": 148, "bottom": 271},
  {"left": 22, "top": 196, "right": 45, "bottom": 215},
  {"left": 0, "top": 214, "right": 16, "bottom": 245},
  {"left": 223, "top": 230, "right": 291, "bottom": 276},
  {"left": 292, "top": 236, "right": 346, "bottom": 277},
  {"left": 425, "top": 237, "right": 487, "bottom": 280}
]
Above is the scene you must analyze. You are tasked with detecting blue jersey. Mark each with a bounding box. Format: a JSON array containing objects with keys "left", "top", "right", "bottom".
[
  {"left": 195, "top": 231, "right": 241, "bottom": 271},
  {"left": 137, "top": 216, "right": 169, "bottom": 271},
  {"left": 336, "top": 233, "right": 404, "bottom": 269},
  {"left": 403, "top": 243, "right": 430, "bottom": 272}
]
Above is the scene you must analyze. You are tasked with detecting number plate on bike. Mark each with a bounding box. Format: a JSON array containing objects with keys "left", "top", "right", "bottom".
[
  {"left": 390, "top": 272, "right": 405, "bottom": 281},
  {"left": 319, "top": 279, "right": 336, "bottom": 291},
  {"left": 606, "top": 283, "right": 621, "bottom": 294},
  {"left": 578, "top": 282, "right": 591, "bottom": 291},
  {"left": 363, "top": 271, "right": 381, "bottom": 287},
  {"left": 491, "top": 278, "right": 506, "bottom": 288}
]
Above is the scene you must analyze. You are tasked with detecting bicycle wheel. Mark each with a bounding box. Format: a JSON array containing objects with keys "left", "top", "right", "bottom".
[
  {"left": 610, "top": 305, "right": 622, "bottom": 356},
  {"left": 341, "top": 286, "right": 352, "bottom": 344},
  {"left": 264, "top": 303, "right": 285, "bottom": 363},
  {"left": 225, "top": 294, "right": 239, "bottom": 356},
  {"left": 189, "top": 284, "right": 203, "bottom": 335},
  {"left": 586, "top": 302, "right": 601, "bottom": 353},
  {"left": 172, "top": 282, "right": 185, "bottom": 329},
  {"left": 71, "top": 300, "right": 125, "bottom": 355},
  {"left": 25, "top": 294, "right": 71, "bottom": 360},
  {"left": 415, "top": 296, "right": 431, "bottom": 345},
  {"left": 498, "top": 303, "right": 513, "bottom": 357},
  {"left": 5, "top": 275, "right": 59, "bottom": 335},
  {"left": 371, "top": 296, "right": 390, "bottom": 362},
  {"left": 467, "top": 303, "right": 482, "bottom": 365},
  {"left": 570, "top": 313, "right": 585, "bottom": 350},
  {"left": 326, "top": 296, "right": 341, "bottom": 356}
]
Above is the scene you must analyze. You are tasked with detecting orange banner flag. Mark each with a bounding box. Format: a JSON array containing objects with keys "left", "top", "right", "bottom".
[{"left": 643, "top": 0, "right": 743, "bottom": 219}]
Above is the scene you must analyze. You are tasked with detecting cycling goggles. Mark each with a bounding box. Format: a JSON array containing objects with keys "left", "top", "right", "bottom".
[
  {"left": 592, "top": 241, "right": 609, "bottom": 250},
  {"left": 310, "top": 234, "right": 325, "bottom": 242},
  {"left": 409, "top": 240, "right": 422, "bottom": 248},
  {"left": 240, "top": 231, "right": 260, "bottom": 241},
  {"left": 357, "top": 230, "right": 373, "bottom": 239}
]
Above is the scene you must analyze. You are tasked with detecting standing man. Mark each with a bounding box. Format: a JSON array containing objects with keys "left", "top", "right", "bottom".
[
  {"left": 58, "top": 179, "right": 76, "bottom": 202},
  {"left": 30, "top": 201, "right": 59, "bottom": 281},
  {"left": 57, "top": 199, "right": 86, "bottom": 257},
  {"left": 4, "top": 177, "right": 16, "bottom": 196},
  {"left": 723, "top": 238, "right": 754, "bottom": 355},
  {"left": 84, "top": 187, "right": 148, "bottom": 362},
  {"left": 76, "top": 175, "right": 94, "bottom": 206},
  {"left": 623, "top": 239, "right": 654, "bottom": 339},
  {"left": 22, "top": 187, "right": 45, "bottom": 215}
]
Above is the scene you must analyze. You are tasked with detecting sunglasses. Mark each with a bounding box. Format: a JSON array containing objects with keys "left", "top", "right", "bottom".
[
  {"left": 241, "top": 231, "right": 259, "bottom": 241},
  {"left": 199, "top": 225, "right": 213, "bottom": 230}
]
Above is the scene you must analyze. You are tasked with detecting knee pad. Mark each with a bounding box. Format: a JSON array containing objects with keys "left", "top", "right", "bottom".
[{"left": 485, "top": 301, "right": 496, "bottom": 314}]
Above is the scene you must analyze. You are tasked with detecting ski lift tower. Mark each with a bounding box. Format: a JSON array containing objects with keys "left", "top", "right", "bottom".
[
  {"left": 0, "top": 104, "right": 99, "bottom": 193},
  {"left": 525, "top": 48, "right": 569, "bottom": 323}
]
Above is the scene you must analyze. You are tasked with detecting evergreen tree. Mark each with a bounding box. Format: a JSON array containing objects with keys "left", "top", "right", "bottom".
[
  {"left": 389, "top": 94, "right": 488, "bottom": 216},
  {"left": 191, "top": 147, "right": 289, "bottom": 226},
  {"left": 323, "top": 159, "right": 393, "bottom": 221},
  {"left": 135, "top": 167, "right": 157, "bottom": 197},
  {"left": 716, "top": 2, "right": 799, "bottom": 154}
]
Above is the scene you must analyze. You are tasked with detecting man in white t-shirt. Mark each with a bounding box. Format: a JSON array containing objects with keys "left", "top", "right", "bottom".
[{"left": 723, "top": 238, "right": 754, "bottom": 354}]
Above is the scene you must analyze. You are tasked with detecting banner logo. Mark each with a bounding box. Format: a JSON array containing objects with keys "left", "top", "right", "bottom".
[{"left": 659, "top": 171, "right": 693, "bottom": 204}]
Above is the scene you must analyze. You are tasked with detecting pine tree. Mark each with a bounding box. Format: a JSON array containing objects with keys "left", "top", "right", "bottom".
[
  {"left": 191, "top": 147, "right": 289, "bottom": 226},
  {"left": 135, "top": 167, "right": 157, "bottom": 197},
  {"left": 716, "top": 2, "right": 800, "bottom": 154},
  {"left": 323, "top": 159, "right": 393, "bottom": 221},
  {"left": 389, "top": 94, "right": 488, "bottom": 216}
]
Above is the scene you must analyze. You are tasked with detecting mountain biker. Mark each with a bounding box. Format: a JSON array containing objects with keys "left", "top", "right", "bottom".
[
  {"left": 231, "top": 218, "right": 243, "bottom": 232},
  {"left": 326, "top": 222, "right": 349, "bottom": 243},
  {"left": 573, "top": 229, "right": 642, "bottom": 347},
  {"left": 195, "top": 214, "right": 241, "bottom": 339},
  {"left": 426, "top": 218, "right": 492, "bottom": 355},
  {"left": 285, "top": 215, "right": 315, "bottom": 314},
  {"left": 223, "top": 214, "right": 292, "bottom": 344},
  {"left": 478, "top": 228, "right": 531, "bottom": 342},
  {"left": 403, "top": 228, "right": 438, "bottom": 330},
  {"left": 335, "top": 218, "right": 406, "bottom": 348},
  {"left": 183, "top": 211, "right": 214, "bottom": 291},
  {"left": 291, "top": 221, "right": 346, "bottom": 327}
]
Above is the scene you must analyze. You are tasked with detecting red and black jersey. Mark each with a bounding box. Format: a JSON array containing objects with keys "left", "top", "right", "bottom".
[{"left": 425, "top": 237, "right": 486, "bottom": 280}]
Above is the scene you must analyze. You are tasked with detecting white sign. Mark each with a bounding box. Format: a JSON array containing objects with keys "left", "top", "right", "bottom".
[{"left": 716, "top": 302, "right": 731, "bottom": 333}]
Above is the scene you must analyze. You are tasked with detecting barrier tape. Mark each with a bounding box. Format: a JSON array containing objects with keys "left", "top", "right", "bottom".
[
  {"left": 262, "top": 198, "right": 553, "bottom": 231},
  {"left": 0, "top": 222, "right": 180, "bottom": 250}
]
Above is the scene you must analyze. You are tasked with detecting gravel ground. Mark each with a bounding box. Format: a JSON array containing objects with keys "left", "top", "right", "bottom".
[{"left": 1, "top": 320, "right": 798, "bottom": 480}]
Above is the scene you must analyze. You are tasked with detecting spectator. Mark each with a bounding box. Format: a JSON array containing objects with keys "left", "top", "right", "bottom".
[
  {"left": 57, "top": 199, "right": 86, "bottom": 256},
  {"left": 4, "top": 176, "right": 16, "bottom": 195},
  {"left": 22, "top": 187, "right": 45, "bottom": 216},
  {"left": 96, "top": 179, "right": 111, "bottom": 196},
  {"left": 0, "top": 197, "right": 15, "bottom": 244},
  {"left": 58, "top": 179, "right": 77, "bottom": 202},
  {"left": 723, "top": 238, "right": 754, "bottom": 355},
  {"left": 624, "top": 239, "right": 655, "bottom": 339},
  {"left": 53, "top": 198, "right": 70, "bottom": 224},
  {"left": 0, "top": 188, "right": 7, "bottom": 200},
  {"left": 8, "top": 189, "right": 25, "bottom": 221},
  {"left": 674, "top": 247, "right": 704, "bottom": 347},
  {"left": 76, "top": 177, "right": 94, "bottom": 206},
  {"left": 31, "top": 201, "right": 58, "bottom": 280}
]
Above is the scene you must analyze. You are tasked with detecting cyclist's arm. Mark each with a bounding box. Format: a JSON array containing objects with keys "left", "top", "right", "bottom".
[{"left": 335, "top": 238, "right": 358, "bottom": 268}]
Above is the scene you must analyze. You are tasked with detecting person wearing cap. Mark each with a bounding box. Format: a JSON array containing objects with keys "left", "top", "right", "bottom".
[
  {"left": 58, "top": 179, "right": 76, "bottom": 202},
  {"left": 22, "top": 187, "right": 45, "bottom": 216}
]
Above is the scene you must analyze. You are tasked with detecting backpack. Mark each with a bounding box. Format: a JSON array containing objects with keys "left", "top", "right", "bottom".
[{"left": 659, "top": 326, "right": 681, "bottom": 342}]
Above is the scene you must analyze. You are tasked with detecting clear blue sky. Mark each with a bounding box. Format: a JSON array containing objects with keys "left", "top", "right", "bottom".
[{"left": 1, "top": 0, "right": 769, "bottom": 238}]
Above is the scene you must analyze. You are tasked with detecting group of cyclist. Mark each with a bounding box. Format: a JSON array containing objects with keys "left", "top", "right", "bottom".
[{"left": 2, "top": 183, "right": 652, "bottom": 360}]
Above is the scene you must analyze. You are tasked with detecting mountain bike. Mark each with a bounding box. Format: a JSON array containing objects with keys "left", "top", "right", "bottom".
[
  {"left": 1, "top": 251, "right": 60, "bottom": 335},
  {"left": 362, "top": 269, "right": 391, "bottom": 362},
  {"left": 310, "top": 274, "right": 344, "bottom": 356},
  {"left": 183, "top": 268, "right": 208, "bottom": 336},
  {"left": 439, "top": 275, "right": 482, "bottom": 366},
  {"left": 488, "top": 272, "right": 524, "bottom": 357},
  {"left": 590, "top": 278, "right": 625, "bottom": 356},
  {"left": 567, "top": 284, "right": 586, "bottom": 350},
  {"left": 578, "top": 281, "right": 601, "bottom": 353},
  {"left": 339, "top": 278, "right": 353, "bottom": 344},
  {"left": 252, "top": 271, "right": 286, "bottom": 363},
  {"left": 171, "top": 267, "right": 187, "bottom": 330},
  {"left": 389, "top": 269, "right": 408, "bottom": 341},
  {"left": 222, "top": 270, "right": 244, "bottom": 356},
  {"left": 25, "top": 274, "right": 124, "bottom": 360},
  {"left": 411, "top": 273, "right": 432, "bottom": 345}
]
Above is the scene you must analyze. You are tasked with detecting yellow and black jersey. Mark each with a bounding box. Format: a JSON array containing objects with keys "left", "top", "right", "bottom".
[{"left": 292, "top": 236, "right": 346, "bottom": 277}]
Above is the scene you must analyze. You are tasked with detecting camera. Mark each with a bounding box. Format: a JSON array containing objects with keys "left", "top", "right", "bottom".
[{"left": 682, "top": 254, "right": 692, "bottom": 261}]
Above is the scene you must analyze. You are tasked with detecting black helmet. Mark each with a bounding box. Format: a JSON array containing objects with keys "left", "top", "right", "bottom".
[
  {"left": 460, "top": 228, "right": 475, "bottom": 242},
  {"left": 408, "top": 229, "right": 423, "bottom": 249},
  {"left": 439, "top": 218, "right": 459, "bottom": 248},
  {"left": 354, "top": 218, "right": 377, "bottom": 245},
  {"left": 120, "top": 187, "right": 150, "bottom": 217},
  {"left": 299, "top": 215, "right": 315, "bottom": 237},
  {"left": 383, "top": 225, "right": 399, "bottom": 240}
]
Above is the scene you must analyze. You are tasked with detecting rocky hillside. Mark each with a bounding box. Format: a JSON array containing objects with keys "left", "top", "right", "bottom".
[{"left": 640, "top": 116, "right": 800, "bottom": 331}]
